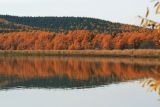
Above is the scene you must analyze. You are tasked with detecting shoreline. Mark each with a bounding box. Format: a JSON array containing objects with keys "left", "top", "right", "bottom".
[{"left": 0, "top": 49, "right": 159, "bottom": 58}]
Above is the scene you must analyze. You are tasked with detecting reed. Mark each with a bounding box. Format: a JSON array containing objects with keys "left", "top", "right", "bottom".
[{"left": 0, "top": 49, "right": 159, "bottom": 58}]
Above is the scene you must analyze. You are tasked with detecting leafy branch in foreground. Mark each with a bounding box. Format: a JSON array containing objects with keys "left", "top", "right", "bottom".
[
  {"left": 139, "top": 0, "right": 160, "bottom": 29},
  {"left": 141, "top": 78, "right": 160, "bottom": 95}
]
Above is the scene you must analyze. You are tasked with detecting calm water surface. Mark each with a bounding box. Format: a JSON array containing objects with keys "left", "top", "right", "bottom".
[{"left": 0, "top": 57, "right": 159, "bottom": 107}]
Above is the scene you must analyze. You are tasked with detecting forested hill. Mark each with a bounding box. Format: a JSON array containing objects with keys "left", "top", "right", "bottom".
[{"left": 0, "top": 15, "right": 147, "bottom": 35}]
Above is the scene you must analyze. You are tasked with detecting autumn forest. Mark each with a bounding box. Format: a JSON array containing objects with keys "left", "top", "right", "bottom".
[
  {"left": 0, "top": 30, "right": 159, "bottom": 50},
  {"left": 0, "top": 15, "right": 159, "bottom": 50}
]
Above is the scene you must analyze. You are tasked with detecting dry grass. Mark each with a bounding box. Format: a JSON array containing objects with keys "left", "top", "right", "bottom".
[{"left": 0, "top": 49, "right": 159, "bottom": 58}]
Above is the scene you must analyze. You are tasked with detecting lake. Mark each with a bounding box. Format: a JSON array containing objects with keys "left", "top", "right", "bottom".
[{"left": 0, "top": 56, "right": 159, "bottom": 107}]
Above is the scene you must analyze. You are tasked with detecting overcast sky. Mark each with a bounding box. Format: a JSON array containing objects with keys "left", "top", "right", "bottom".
[{"left": 0, "top": 0, "right": 159, "bottom": 25}]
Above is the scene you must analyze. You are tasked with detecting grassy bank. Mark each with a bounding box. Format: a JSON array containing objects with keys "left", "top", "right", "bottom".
[{"left": 0, "top": 49, "right": 160, "bottom": 58}]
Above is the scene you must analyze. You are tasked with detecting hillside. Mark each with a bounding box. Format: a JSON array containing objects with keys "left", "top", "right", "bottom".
[
  {"left": 0, "top": 15, "right": 147, "bottom": 34},
  {"left": 0, "top": 18, "right": 39, "bottom": 33}
]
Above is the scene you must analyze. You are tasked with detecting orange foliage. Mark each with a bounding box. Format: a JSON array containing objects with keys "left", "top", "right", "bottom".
[{"left": 0, "top": 30, "right": 159, "bottom": 50}]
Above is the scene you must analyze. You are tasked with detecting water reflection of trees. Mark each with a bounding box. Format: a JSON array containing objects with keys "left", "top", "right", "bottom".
[{"left": 0, "top": 57, "right": 159, "bottom": 89}]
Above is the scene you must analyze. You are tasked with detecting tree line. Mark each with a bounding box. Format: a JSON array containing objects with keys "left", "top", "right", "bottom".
[{"left": 0, "top": 30, "right": 159, "bottom": 50}]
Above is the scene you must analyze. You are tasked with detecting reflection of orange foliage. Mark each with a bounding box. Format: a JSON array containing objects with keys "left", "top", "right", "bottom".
[
  {"left": 0, "top": 30, "right": 159, "bottom": 50},
  {"left": 0, "top": 57, "right": 159, "bottom": 81}
]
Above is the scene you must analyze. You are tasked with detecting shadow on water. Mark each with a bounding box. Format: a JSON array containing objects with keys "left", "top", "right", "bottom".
[{"left": 0, "top": 56, "right": 159, "bottom": 90}]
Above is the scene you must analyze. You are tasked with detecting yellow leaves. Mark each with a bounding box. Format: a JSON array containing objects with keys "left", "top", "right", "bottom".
[
  {"left": 140, "top": 18, "right": 145, "bottom": 26},
  {"left": 139, "top": 1, "right": 160, "bottom": 29},
  {"left": 138, "top": 7, "right": 150, "bottom": 27},
  {"left": 154, "top": 2, "right": 159, "bottom": 7},
  {"left": 155, "top": 23, "right": 160, "bottom": 29},
  {"left": 158, "top": 88, "right": 160, "bottom": 95},
  {"left": 138, "top": 16, "right": 147, "bottom": 27},
  {"left": 156, "top": 4, "right": 160, "bottom": 14},
  {"left": 145, "top": 7, "right": 150, "bottom": 17},
  {"left": 138, "top": 16, "right": 156, "bottom": 28},
  {"left": 141, "top": 78, "right": 160, "bottom": 95},
  {"left": 142, "top": 79, "right": 155, "bottom": 87},
  {"left": 138, "top": 8, "right": 156, "bottom": 28},
  {"left": 152, "top": 1, "right": 160, "bottom": 14},
  {"left": 138, "top": 16, "right": 160, "bottom": 29}
]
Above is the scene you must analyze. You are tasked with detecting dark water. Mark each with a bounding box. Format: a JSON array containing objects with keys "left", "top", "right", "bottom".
[{"left": 0, "top": 57, "right": 159, "bottom": 107}]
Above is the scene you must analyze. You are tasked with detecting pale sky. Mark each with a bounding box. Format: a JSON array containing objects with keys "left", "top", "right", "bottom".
[{"left": 0, "top": 0, "right": 159, "bottom": 25}]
